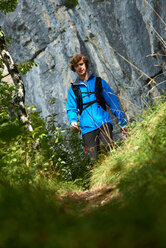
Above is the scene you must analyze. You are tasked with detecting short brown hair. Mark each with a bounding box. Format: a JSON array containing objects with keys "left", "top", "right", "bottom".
[{"left": 70, "top": 54, "right": 89, "bottom": 72}]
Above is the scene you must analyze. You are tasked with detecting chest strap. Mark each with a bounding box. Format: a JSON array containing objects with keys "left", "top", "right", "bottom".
[{"left": 71, "top": 77, "right": 107, "bottom": 115}]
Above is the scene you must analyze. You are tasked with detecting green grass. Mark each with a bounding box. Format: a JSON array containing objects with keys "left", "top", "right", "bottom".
[
  {"left": 0, "top": 101, "right": 166, "bottom": 247},
  {"left": 90, "top": 101, "right": 166, "bottom": 191}
]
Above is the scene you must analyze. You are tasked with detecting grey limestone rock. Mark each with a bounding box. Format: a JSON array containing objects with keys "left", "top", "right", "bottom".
[{"left": 0, "top": 0, "right": 166, "bottom": 130}]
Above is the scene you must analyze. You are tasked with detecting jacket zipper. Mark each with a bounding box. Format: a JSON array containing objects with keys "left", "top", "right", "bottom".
[{"left": 87, "top": 81, "right": 97, "bottom": 128}]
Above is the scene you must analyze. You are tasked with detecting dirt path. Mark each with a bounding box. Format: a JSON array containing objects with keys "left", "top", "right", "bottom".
[{"left": 59, "top": 184, "right": 119, "bottom": 214}]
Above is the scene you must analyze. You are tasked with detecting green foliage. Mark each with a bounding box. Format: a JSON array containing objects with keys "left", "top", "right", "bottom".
[
  {"left": 0, "top": 80, "right": 89, "bottom": 189},
  {"left": 65, "top": 0, "right": 78, "bottom": 8},
  {"left": 0, "top": 61, "right": 5, "bottom": 79},
  {"left": 0, "top": 27, "right": 12, "bottom": 44},
  {"left": 42, "top": 112, "right": 89, "bottom": 183},
  {"left": 0, "top": 78, "right": 166, "bottom": 247},
  {"left": 0, "top": 0, "right": 18, "bottom": 14},
  {"left": 0, "top": 81, "right": 18, "bottom": 123},
  {"left": 5, "top": 36, "right": 12, "bottom": 44},
  {"left": 90, "top": 101, "right": 166, "bottom": 189},
  {"left": 0, "top": 117, "right": 166, "bottom": 248},
  {"left": 17, "top": 60, "right": 38, "bottom": 74},
  {"left": 0, "top": 30, "right": 3, "bottom": 37}
]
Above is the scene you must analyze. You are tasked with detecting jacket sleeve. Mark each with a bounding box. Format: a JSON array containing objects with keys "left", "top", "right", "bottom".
[
  {"left": 66, "top": 86, "right": 79, "bottom": 124},
  {"left": 101, "top": 79, "right": 127, "bottom": 127}
]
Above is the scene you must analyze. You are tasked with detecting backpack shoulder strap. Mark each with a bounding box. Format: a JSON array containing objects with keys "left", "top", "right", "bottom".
[
  {"left": 71, "top": 84, "right": 83, "bottom": 114},
  {"left": 95, "top": 77, "right": 107, "bottom": 111},
  {"left": 71, "top": 77, "right": 107, "bottom": 115}
]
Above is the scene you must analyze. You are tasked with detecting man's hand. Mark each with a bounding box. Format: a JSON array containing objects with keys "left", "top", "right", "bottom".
[{"left": 71, "top": 122, "right": 79, "bottom": 131}]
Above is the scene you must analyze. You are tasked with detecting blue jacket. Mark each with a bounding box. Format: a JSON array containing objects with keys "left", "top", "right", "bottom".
[{"left": 66, "top": 74, "right": 127, "bottom": 135}]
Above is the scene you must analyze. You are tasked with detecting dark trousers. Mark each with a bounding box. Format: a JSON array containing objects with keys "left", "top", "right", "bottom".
[{"left": 82, "top": 123, "right": 113, "bottom": 160}]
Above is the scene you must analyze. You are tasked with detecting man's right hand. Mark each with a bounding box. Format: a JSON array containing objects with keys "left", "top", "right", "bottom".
[{"left": 71, "top": 122, "right": 79, "bottom": 131}]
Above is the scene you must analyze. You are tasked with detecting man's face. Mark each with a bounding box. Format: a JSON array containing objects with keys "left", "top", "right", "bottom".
[{"left": 74, "top": 59, "right": 87, "bottom": 78}]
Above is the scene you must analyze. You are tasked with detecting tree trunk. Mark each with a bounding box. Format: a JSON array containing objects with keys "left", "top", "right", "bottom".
[{"left": 0, "top": 31, "right": 33, "bottom": 131}]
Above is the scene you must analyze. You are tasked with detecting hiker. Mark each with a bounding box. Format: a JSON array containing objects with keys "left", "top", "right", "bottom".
[{"left": 66, "top": 54, "right": 127, "bottom": 160}]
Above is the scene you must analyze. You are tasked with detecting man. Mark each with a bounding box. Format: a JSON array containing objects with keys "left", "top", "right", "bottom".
[{"left": 66, "top": 54, "right": 127, "bottom": 160}]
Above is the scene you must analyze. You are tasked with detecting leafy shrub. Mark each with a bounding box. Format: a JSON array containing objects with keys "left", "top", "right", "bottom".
[
  {"left": 0, "top": 80, "right": 89, "bottom": 189},
  {"left": 0, "top": 0, "right": 18, "bottom": 14}
]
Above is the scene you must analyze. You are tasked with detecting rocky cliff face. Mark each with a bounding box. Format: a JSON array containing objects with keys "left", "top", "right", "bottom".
[{"left": 0, "top": 0, "right": 166, "bottom": 128}]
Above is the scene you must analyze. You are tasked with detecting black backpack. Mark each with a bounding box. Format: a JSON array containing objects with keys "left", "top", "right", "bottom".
[{"left": 71, "top": 77, "right": 107, "bottom": 115}]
